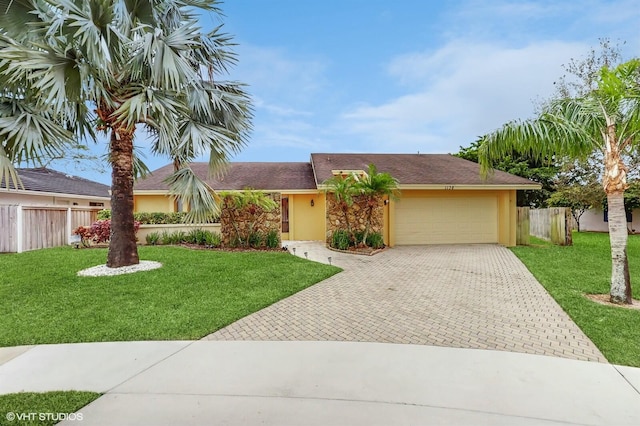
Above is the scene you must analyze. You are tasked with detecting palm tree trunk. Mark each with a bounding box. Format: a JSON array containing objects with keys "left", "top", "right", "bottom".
[
  {"left": 603, "top": 123, "right": 632, "bottom": 304},
  {"left": 107, "top": 126, "right": 140, "bottom": 268},
  {"left": 607, "top": 192, "right": 632, "bottom": 304},
  {"left": 361, "top": 199, "right": 375, "bottom": 247}
]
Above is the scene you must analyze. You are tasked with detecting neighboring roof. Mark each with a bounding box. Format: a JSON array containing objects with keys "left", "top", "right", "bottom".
[
  {"left": 310, "top": 153, "right": 539, "bottom": 187},
  {"left": 134, "top": 162, "right": 318, "bottom": 191},
  {"left": 0, "top": 168, "right": 110, "bottom": 198}
]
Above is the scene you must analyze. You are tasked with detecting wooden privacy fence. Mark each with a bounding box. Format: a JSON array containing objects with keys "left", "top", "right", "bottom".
[
  {"left": 526, "top": 207, "right": 572, "bottom": 246},
  {"left": 516, "top": 207, "right": 530, "bottom": 246},
  {"left": 0, "top": 205, "right": 100, "bottom": 253}
]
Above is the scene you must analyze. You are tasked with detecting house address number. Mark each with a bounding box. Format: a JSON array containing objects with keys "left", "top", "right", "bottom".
[{"left": 444, "top": 186, "right": 454, "bottom": 190}]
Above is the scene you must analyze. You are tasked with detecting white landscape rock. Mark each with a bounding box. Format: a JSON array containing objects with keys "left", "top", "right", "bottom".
[{"left": 77, "top": 261, "right": 163, "bottom": 277}]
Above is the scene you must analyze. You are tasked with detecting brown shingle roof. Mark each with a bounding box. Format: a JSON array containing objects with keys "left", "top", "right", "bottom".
[
  {"left": 0, "top": 168, "right": 110, "bottom": 198},
  {"left": 310, "top": 153, "right": 539, "bottom": 187},
  {"left": 134, "top": 162, "right": 317, "bottom": 191}
]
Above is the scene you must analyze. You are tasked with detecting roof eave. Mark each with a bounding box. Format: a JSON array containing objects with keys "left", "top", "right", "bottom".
[
  {"left": 397, "top": 184, "right": 542, "bottom": 190},
  {"left": 0, "top": 187, "right": 111, "bottom": 200}
]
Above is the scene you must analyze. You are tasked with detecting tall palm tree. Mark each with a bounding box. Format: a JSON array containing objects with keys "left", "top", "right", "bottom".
[
  {"left": 479, "top": 59, "right": 640, "bottom": 304},
  {"left": 353, "top": 164, "right": 399, "bottom": 246},
  {"left": 0, "top": 0, "right": 252, "bottom": 267}
]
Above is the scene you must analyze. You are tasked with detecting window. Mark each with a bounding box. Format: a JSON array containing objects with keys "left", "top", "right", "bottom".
[{"left": 604, "top": 210, "right": 633, "bottom": 222}]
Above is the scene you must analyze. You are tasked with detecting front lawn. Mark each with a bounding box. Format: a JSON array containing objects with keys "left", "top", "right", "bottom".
[
  {"left": 512, "top": 232, "right": 640, "bottom": 367},
  {"left": 0, "top": 392, "right": 100, "bottom": 426},
  {"left": 0, "top": 246, "right": 340, "bottom": 346}
]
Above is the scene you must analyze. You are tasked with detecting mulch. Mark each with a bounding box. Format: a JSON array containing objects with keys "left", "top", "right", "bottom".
[{"left": 585, "top": 293, "right": 640, "bottom": 310}]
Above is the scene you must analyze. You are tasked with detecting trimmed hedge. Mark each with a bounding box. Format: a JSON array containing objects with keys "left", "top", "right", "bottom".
[{"left": 97, "top": 209, "right": 219, "bottom": 224}]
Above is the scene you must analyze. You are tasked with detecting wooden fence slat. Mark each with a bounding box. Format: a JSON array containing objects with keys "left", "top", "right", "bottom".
[
  {"left": 0, "top": 205, "right": 100, "bottom": 252},
  {"left": 529, "top": 207, "right": 572, "bottom": 246},
  {"left": 0, "top": 205, "right": 18, "bottom": 252}
]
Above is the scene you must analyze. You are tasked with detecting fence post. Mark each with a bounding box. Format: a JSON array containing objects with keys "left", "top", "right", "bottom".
[
  {"left": 16, "top": 205, "right": 23, "bottom": 253},
  {"left": 565, "top": 208, "right": 573, "bottom": 246},
  {"left": 67, "top": 207, "right": 72, "bottom": 244},
  {"left": 516, "top": 207, "right": 530, "bottom": 245}
]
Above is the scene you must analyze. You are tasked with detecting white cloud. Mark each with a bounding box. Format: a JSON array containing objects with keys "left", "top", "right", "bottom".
[{"left": 340, "top": 39, "right": 587, "bottom": 153}]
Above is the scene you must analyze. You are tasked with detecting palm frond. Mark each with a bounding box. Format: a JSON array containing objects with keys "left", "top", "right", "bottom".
[{"left": 164, "top": 166, "right": 220, "bottom": 223}]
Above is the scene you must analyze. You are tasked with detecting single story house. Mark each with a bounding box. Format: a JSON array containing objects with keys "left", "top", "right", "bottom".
[
  {"left": 0, "top": 168, "right": 111, "bottom": 208},
  {"left": 133, "top": 153, "right": 540, "bottom": 247},
  {"left": 577, "top": 208, "right": 640, "bottom": 233}
]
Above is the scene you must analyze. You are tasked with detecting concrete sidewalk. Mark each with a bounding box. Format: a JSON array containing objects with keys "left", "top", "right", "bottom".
[{"left": 1, "top": 341, "right": 639, "bottom": 425}]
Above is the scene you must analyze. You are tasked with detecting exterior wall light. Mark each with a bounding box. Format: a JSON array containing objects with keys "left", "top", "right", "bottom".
[{"left": 310, "top": 199, "right": 315, "bottom": 207}]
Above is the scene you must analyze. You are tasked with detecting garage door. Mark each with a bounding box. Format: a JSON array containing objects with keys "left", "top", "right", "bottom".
[{"left": 395, "top": 196, "right": 498, "bottom": 245}]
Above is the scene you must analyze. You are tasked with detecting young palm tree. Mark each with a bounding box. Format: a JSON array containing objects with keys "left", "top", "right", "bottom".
[
  {"left": 354, "top": 164, "right": 399, "bottom": 246},
  {"left": 479, "top": 59, "right": 640, "bottom": 304},
  {"left": 323, "top": 174, "right": 358, "bottom": 240},
  {"left": 0, "top": 0, "right": 252, "bottom": 267}
]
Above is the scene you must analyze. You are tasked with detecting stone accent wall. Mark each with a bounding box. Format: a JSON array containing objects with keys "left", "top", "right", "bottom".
[
  {"left": 220, "top": 192, "right": 281, "bottom": 247},
  {"left": 325, "top": 193, "right": 384, "bottom": 242}
]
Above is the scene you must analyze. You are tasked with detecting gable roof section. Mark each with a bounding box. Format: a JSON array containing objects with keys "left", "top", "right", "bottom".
[
  {"left": 135, "top": 162, "right": 317, "bottom": 191},
  {"left": 135, "top": 154, "right": 540, "bottom": 192},
  {"left": 310, "top": 153, "right": 540, "bottom": 188},
  {"left": 1, "top": 168, "right": 110, "bottom": 198}
]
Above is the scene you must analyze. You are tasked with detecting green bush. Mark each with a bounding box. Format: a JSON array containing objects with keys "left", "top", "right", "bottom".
[
  {"left": 98, "top": 210, "right": 219, "bottom": 224},
  {"left": 266, "top": 229, "right": 280, "bottom": 249},
  {"left": 169, "top": 231, "right": 187, "bottom": 244},
  {"left": 160, "top": 231, "right": 173, "bottom": 245},
  {"left": 248, "top": 231, "right": 263, "bottom": 248},
  {"left": 331, "top": 229, "right": 351, "bottom": 250},
  {"left": 205, "top": 232, "right": 222, "bottom": 248},
  {"left": 146, "top": 232, "right": 160, "bottom": 245},
  {"left": 97, "top": 209, "right": 111, "bottom": 220},
  {"left": 186, "top": 228, "right": 209, "bottom": 245},
  {"left": 366, "top": 232, "right": 385, "bottom": 249}
]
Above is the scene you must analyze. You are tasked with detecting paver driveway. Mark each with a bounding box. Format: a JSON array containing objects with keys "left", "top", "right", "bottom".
[{"left": 204, "top": 243, "right": 606, "bottom": 363}]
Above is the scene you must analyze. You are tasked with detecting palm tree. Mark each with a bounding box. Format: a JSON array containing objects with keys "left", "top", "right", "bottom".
[
  {"left": 0, "top": 0, "right": 252, "bottom": 267},
  {"left": 479, "top": 59, "right": 640, "bottom": 304},
  {"left": 353, "top": 164, "right": 399, "bottom": 246},
  {"left": 323, "top": 174, "right": 358, "bottom": 241}
]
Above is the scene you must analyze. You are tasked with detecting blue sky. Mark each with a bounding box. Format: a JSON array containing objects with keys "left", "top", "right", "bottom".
[{"left": 54, "top": 0, "right": 640, "bottom": 184}]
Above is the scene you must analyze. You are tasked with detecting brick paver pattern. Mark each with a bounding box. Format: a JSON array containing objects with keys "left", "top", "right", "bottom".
[{"left": 203, "top": 244, "right": 606, "bottom": 363}]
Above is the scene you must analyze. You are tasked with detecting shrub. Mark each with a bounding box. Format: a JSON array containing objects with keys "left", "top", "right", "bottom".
[
  {"left": 160, "top": 231, "right": 173, "bottom": 245},
  {"left": 366, "top": 232, "right": 385, "bottom": 249},
  {"left": 72, "top": 226, "right": 91, "bottom": 247},
  {"left": 265, "top": 229, "right": 280, "bottom": 249},
  {"left": 169, "top": 231, "right": 187, "bottom": 244},
  {"left": 97, "top": 209, "right": 111, "bottom": 220},
  {"left": 331, "top": 229, "right": 351, "bottom": 250},
  {"left": 146, "top": 232, "right": 160, "bottom": 245},
  {"left": 99, "top": 210, "right": 219, "bottom": 225},
  {"left": 205, "top": 232, "right": 222, "bottom": 248},
  {"left": 248, "top": 231, "right": 263, "bottom": 248},
  {"left": 73, "top": 219, "right": 140, "bottom": 244}
]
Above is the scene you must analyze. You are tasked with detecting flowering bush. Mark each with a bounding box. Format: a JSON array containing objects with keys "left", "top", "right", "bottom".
[{"left": 73, "top": 219, "right": 140, "bottom": 245}]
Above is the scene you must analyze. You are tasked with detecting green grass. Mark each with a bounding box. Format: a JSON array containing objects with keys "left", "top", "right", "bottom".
[
  {"left": 0, "top": 246, "right": 340, "bottom": 346},
  {"left": 0, "top": 391, "right": 100, "bottom": 426},
  {"left": 512, "top": 232, "right": 640, "bottom": 367}
]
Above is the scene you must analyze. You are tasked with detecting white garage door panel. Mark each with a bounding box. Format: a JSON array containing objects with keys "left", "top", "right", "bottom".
[{"left": 395, "top": 197, "right": 498, "bottom": 244}]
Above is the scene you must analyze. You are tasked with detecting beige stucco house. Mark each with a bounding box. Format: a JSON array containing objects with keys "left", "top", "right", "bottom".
[
  {"left": 133, "top": 153, "right": 540, "bottom": 247},
  {"left": 0, "top": 168, "right": 111, "bottom": 208}
]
